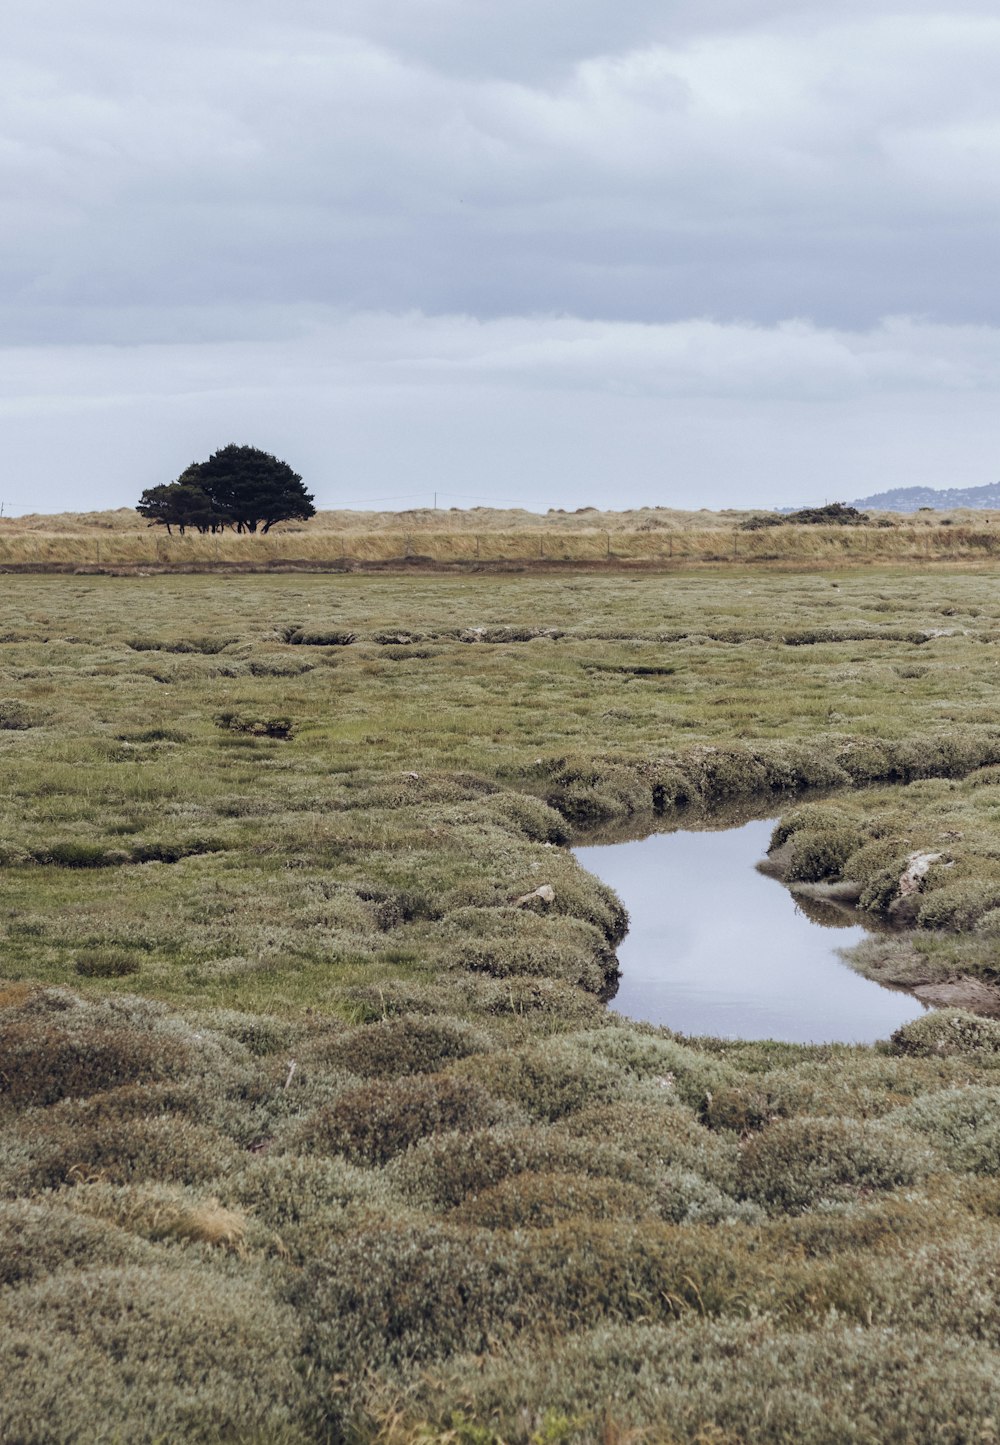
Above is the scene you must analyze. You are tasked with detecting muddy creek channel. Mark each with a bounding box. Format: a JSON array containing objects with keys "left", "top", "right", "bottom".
[{"left": 576, "top": 816, "right": 928, "bottom": 1044}]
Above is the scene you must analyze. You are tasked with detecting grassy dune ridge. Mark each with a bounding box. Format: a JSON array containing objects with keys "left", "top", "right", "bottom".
[
  {"left": 5, "top": 566, "right": 1000, "bottom": 1440},
  {"left": 3, "top": 505, "right": 1000, "bottom": 567}
]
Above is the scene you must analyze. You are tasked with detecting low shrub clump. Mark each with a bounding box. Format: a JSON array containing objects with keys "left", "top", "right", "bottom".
[
  {"left": 441, "top": 907, "right": 616, "bottom": 992},
  {"left": 893, "top": 1087, "right": 1000, "bottom": 1173},
  {"left": 455, "top": 1041, "right": 626, "bottom": 1121},
  {"left": 542, "top": 756, "right": 651, "bottom": 824},
  {"left": 0, "top": 1265, "right": 308, "bottom": 1445},
  {"left": 129, "top": 836, "right": 226, "bottom": 864},
  {"left": 556, "top": 1099, "right": 739, "bottom": 1187},
  {"left": 3, "top": 1112, "right": 241, "bottom": 1194},
  {"left": 225, "top": 1153, "right": 399, "bottom": 1254},
  {"left": 126, "top": 636, "right": 234, "bottom": 653},
  {"left": 890, "top": 1008, "right": 1000, "bottom": 1058},
  {"left": 0, "top": 1199, "right": 154, "bottom": 1286},
  {"left": 655, "top": 1166, "right": 761, "bottom": 1224},
  {"left": 294, "top": 1221, "right": 523, "bottom": 1401},
  {"left": 785, "top": 826, "right": 861, "bottom": 882},
  {"left": 196, "top": 1007, "right": 298, "bottom": 1056},
  {"left": 451, "top": 1169, "right": 653, "bottom": 1228},
  {"left": 843, "top": 836, "right": 911, "bottom": 890},
  {"left": 289, "top": 1073, "right": 521, "bottom": 1164},
  {"left": 738, "top": 1115, "right": 929, "bottom": 1211},
  {"left": 917, "top": 878, "right": 1000, "bottom": 931},
  {"left": 569, "top": 1027, "right": 737, "bottom": 1112},
  {"left": 312, "top": 1014, "right": 492, "bottom": 1077},
  {"left": 0, "top": 1018, "right": 194, "bottom": 1107},
  {"left": 768, "top": 803, "right": 860, "bottom": 853},
  {"left": 368, "top": 1318, "right": 1000, "bottom": 1445},
  {"left": 390, "top": 1125, "right": 652, "bottom": 1209}
]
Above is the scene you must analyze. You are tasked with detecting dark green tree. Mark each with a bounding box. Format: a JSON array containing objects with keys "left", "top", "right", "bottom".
[
  {"left": 187, "top": 444, "right": 315, "bottom": 533},
  {"left": 135, "top": 481, "right": 224, "bottom": 535},
  {"left": 137, "top": 446, "right": 315, "bottom": 536}
]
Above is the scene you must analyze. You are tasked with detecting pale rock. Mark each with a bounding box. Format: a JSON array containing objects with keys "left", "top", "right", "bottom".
[{"left": 514, "top": 884, "right": 555, "bottom": 906}]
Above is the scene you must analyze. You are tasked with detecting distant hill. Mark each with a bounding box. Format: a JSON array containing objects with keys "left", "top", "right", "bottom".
[{"left": 849, "top": 482, "right": 1000, "bottom": 512}]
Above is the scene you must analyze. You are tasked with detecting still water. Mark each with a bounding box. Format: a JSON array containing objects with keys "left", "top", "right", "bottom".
[{"left": 576, "top": 817, "right": 928, "bottom": 1044}]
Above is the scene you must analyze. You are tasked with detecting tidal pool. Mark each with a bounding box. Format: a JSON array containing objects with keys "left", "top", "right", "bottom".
[{"left": 576, "top": 816, "right": 928, "bottom": 1044}]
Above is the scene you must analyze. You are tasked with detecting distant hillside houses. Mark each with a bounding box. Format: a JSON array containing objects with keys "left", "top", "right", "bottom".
[{"left": 849, "top": 482, "right": 1000, "bottom": 512}]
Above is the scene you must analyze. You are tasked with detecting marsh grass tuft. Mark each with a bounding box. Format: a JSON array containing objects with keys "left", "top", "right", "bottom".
[
  {"left": 214, "top": 709, "right": 295, "bottom": 739},
  {"left": 72, "top": 948, "right": 141, "bottom": 978}
]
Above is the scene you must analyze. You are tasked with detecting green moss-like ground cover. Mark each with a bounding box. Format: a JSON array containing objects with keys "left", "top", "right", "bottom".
[{"left": 5, "top": 568, "right": 1000, "bottom": 1441}]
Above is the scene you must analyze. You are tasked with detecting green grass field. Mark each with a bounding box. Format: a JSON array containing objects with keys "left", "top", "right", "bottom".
[{"left": 6, "top": 566, "right": 1000, "bottom": 1442}]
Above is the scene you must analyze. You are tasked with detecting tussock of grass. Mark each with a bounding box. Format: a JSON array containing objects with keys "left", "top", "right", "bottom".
[
  {"left": 0, "top": 698, "right": 35, "bottom": 729},
  {"left": 72, "top": 947, "right": 141, "bottom": 977},
  {"left": 61, "top": 1181, "right": 252, "bottom": 1251},
  {"left": 284, "top": 626, "right": 355, "bottom": 645},
  {"left": 214, "top": 708, "right": 295, "bottom": 739}
]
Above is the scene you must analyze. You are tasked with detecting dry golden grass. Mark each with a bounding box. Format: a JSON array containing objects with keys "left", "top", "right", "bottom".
[
  {"left": 0, "top": 983, "right": 39, "bottom": 1011},
  {"left": 63, "top": 1182, "right": 251, "bottom": 1253},
  {"left": 2, "top": 505, "right": 1000, "bottom": 567}
]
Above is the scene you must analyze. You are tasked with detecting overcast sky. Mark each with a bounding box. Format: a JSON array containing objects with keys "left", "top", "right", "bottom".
[{"left": 5, "top": 0, "right": 1000, "bottom": 513}]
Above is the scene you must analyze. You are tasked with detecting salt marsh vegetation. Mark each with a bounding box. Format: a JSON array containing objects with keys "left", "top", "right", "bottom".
[{"left": 5, "top": 565, "right": 1000, "bottom": 1441}]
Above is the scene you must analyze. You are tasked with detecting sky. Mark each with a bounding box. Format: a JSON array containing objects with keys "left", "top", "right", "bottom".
[{"left": 4, "top": 0, "right": 1000, "bottom": 514}]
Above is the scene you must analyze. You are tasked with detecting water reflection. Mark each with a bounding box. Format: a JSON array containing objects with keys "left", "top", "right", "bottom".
[{"left": 576, "top": 817, "right": 927, "bottom": 1044}]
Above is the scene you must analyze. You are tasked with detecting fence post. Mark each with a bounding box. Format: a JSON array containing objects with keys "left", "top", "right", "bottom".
[{"left": 606, "top": 532, "right": 611, "bottom": 559}]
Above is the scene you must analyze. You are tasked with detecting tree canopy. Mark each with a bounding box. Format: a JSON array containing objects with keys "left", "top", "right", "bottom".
[{"left": 136, "top": 445, "right": 316, "bottom": 534}]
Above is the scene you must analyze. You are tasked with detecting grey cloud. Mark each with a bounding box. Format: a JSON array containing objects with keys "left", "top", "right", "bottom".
[
  {"left": 4, "top": 5, "right": 1000, "bottom": 340},
  {"left": 5, "top": 2, "right": 1000, "bottom": 513}
]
